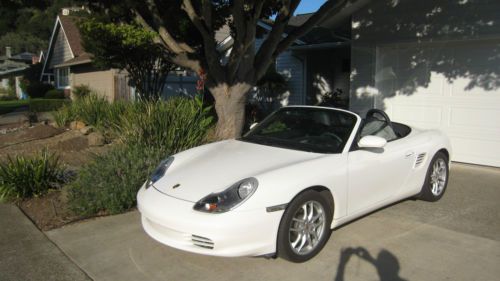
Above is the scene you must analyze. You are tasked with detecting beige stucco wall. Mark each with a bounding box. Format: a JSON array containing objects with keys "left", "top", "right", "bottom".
[{"left": 71, "top": 69, "right": 115, "bottom": 101}]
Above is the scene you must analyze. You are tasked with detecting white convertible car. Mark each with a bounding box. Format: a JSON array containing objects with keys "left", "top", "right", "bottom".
[{"left": 137, "top": 106, "right": 451, "bottom": 262}]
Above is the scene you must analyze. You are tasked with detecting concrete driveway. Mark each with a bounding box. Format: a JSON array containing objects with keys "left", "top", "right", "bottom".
[{"left": 46, "top": 163, "right": 500, "bottom": 281}]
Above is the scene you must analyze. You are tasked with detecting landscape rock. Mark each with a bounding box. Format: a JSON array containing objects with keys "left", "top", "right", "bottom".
[
  {"left": 80, "top": 126, "right": 94, "bottom": 135},
  {"left": 88, "top": 132, "right": 105, "bottom": 146},
  {"left": 69, "top": 121, "right": 86, "bottom": 130}
]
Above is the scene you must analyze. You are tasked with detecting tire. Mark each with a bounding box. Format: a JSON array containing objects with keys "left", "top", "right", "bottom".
[
  {"left": 277, "top": 190, "right": 333, "bottom": 263},
  {"left": 419, "top": 151, "right": 449, "bottom": 202}
]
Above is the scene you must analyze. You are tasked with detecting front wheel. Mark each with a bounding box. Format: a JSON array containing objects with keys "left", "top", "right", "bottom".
[
  {"left": 419, "top": 151, "right": 449, "bottom": 202},
  {"left": 277, "top": 190, "right": 333, "bottom": 263}
]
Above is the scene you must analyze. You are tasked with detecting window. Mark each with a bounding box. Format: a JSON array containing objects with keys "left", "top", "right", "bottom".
[
  {"left": 241, "top": 107, "right": 357, "bottom": 154},
  {"left": 56, "top": 67, "right": 69, "bottom": 88}
]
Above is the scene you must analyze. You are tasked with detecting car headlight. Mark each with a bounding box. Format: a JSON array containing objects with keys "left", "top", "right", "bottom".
[
  {"left": 193, "top": 178, "right": 258, "bottom": 213},
  {"left": 145, "top": 156, "right": 174, "bottom": 189}
]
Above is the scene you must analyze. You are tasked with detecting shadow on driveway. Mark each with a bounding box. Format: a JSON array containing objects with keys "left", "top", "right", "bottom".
[{"left": 334, "top": 247, "right": 407, "bottom": 281}]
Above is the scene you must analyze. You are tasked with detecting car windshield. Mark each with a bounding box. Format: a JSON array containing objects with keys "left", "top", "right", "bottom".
[{"left": 240, "top": 107, "right": 357, "bottom": 154}]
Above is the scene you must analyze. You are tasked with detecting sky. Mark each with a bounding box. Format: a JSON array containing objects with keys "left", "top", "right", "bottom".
[{"left": 295, "top": 0, "right": 327, "bottom": 15}]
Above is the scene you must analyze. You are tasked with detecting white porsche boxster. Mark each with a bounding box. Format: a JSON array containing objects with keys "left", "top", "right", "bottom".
[{"left": 137, "top": 106, "right": 451, "bottom": 262}]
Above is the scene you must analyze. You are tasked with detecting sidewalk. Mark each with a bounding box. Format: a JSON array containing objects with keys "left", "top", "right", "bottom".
[{"left": 0, "top": 204, "right": 90, "bottom": 281}]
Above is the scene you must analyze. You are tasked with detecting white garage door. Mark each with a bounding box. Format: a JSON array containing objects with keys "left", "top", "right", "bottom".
[{"left": 375, "top": 39, "right": 500, "bottom": 167}]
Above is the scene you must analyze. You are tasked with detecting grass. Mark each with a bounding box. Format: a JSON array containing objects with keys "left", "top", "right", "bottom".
[
  {"left": 0, "top": 99, "right": 70, "bottom": 115},
  {"left": 0, "top": 150, "right": 68, "bottom": 201},
  {"left": 29, "top": 99, "right": 70, "bottom": 112},
  {"left": 53, "top": 94, "right": 126, "bottom": 130},
  {"left": 0, "top": 100, "right": 29, "bottom": 115}
]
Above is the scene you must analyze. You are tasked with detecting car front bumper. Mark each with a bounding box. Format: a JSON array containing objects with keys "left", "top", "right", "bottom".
[{"left": 137, "top": 185, "right": 284, "bottom": 257}]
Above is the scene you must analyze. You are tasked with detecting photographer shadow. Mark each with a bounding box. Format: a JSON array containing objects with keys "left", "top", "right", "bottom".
[{"left": 334, "top": 247, "right": 408, "bottom": 281}]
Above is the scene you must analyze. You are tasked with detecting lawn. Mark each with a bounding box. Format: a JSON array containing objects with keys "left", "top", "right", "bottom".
[
  {"left": 0, "top": 99, "right": 70, "bottom": 115},
  {"left": 0, "top": 100, "right": 29, "bottom": 115}
]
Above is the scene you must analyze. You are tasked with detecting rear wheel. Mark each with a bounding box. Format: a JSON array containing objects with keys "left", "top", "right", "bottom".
[
  {"left": 277, "top": 190, "right": 333, "bottom": 262},
  {"left": 419, "top": 151, "right": 449, "bottom": 202}
]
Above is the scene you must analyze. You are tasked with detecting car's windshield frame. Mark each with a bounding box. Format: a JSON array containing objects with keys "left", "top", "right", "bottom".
[{"left": 240, "top": 107, "right": 359, "bottom": 154}]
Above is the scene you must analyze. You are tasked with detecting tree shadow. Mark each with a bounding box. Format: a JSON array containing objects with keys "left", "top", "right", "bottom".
[
  {"left": 334, "top": 247, "right": 408, "bottom": 281},
  {"left": 346, "top": 0, "right": 500, "bottom": 115}
]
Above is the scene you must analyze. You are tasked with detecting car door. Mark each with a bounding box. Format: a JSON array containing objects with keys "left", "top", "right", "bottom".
[{"left": 347, "top": 139, "right": 414, "bottom": 215}]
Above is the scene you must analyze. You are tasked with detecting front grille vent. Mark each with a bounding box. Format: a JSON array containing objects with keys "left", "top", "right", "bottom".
[
  {"left": 191, "top": 235, "right": 214, "bottom": 249},
  {"left": 414, "top": 153, "right": 426, "bottom": 168}
]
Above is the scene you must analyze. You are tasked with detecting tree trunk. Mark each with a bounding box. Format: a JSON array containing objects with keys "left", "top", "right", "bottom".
[{"left": 209, "top": 83, "right": 252, "bottom": 140}]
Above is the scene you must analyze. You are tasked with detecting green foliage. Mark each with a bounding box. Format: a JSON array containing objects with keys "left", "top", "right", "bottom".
[
  {"left": 0, "top": 88, "right": 17, "bottom": 101},
  {"left": 79, "top": 18, "right": 173, "bottom": 101},
  {"left": 72, "top": 85, "right": 91, "bottom": 99},
  {"left": 53, "top": 103, "right": 75, "bottom": 127},
  {"left": 0, "top": 99, "right": 28, "bottom": 115},
  {"left": 0, "top": 1, "right": 86, "bottom": 54},
  {"left": 66, "top": 96, "right": 214, "bottom": 216},
  {"left": 25, "top": 81, "right": 54, "bottom": 99},
  {"left": 44, "top": 89, "right": 65, "bottom": 99},
  {"left": 68, "top": 144, "right": 164, "bottom": 216},
  {"left": 53, "top": 94, "right": 119, "bottom": 128},
  {"left": 29, "top": 99, "right": 69, "bottom": 112},
  {"left": 0, "top": 32, "right": 46, "bottom": 55},
  {"left": 0, "top": 150, "right": 67, "bottom": 201},
  {"left": 116, "top": 97, "right": 214, "bottom": 153}
]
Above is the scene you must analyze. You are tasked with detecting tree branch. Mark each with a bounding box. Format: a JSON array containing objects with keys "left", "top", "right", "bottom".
[
  {"left": 201, "top": 0, "right": 213, "bottom": 33},
  {"left": 254, "top": 0, "right": 301, "bottom": 80},
  {"left": 274, "top": 0, "right": 349, "bottom": 55},
  {"left": 182, "top": 0, "right": 225, "bottom": 81}
]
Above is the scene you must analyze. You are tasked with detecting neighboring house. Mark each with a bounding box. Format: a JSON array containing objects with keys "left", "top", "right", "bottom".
[
  {"left": 40, "top": 12, "right": 131, "bottom": 101},
  {"left": 0, "top": 47, "right": 37, "bottom": 99},
  {"left": 256, "top": 0, "right": 499, "bottom": 167},
  {"left": 40, "top": 9, "right": 195, "bottom": 101}
]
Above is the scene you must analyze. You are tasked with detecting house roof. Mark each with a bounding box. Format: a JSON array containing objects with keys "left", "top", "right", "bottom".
[
  {"left": 54, "top": 52, "right": 92, "bottom": 67},
  {"left": 0, "top": 60, "right": 29, "bottom": 77},
  {"left": 58, "top": 16, "right": 85, "bottom": 57},
  {"left": 10, "top": 52, "right": 36, "bottom": 62},
  {"left": 259, "top": 13, "right": 350, "bottom": 46},
  {"left": 41, "top": 15, "right": 92, "bottom": 78}
]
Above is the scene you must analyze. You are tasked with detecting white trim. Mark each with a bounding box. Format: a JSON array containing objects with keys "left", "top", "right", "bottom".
[
  {"left": 40, "top": 16, "right": 75, "bottom": 81},
  {"left": 40, "top": 17, "right": 61, "bottom": 80}
]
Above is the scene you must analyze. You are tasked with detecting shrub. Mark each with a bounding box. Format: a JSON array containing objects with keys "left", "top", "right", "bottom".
[
  {"left": 0, "top": 150, "right": 67, "bottom": 201},
  {"left": 53, "top": 102, "right": 75, "bottom": 127},
  {"left": 29, "top": 99, "right": 69, "bottom": 112},
  {"left": 116, "top": 97, "right": 213, "bottom": 153},
  {"left": 26, "top": 81, "right": 54, "bottom": 98},
  {"left": 52, "top": 94, "right": 123, "bottom": 129},
  {"left": 44, "top": 89, "right": 65, "bottom": 99},
  {"left": 0, "top": 87, "right": 17, "bottom": 101},
  {"left": 68, "top": 144, "right": 165, "bottom": 216},
  {"left": 68, "top": 97, "right": 214, "bottom": 216},
  {"left": 72, "top": 85, "right": 91, "bottom": 99}
]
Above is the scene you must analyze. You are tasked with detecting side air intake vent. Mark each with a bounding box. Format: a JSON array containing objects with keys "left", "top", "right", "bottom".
[
  {"left": 192, "top": 235, "right": 214, "bottom": 249},
  {"left": 414, "top": 153, "right": 426, "bottom": 168}
]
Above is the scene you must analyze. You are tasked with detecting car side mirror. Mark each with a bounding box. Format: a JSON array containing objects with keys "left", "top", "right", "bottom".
[
  {"left": 358, "top": 136, "right": 387, "bottom": 148},
  {"left": 249, "top": 122, "right": 258, "bottom": 130}
]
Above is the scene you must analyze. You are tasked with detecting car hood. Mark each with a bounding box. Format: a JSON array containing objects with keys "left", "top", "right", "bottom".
[{"left": 152, "top": 139, "right": 323, "bottom": 202}]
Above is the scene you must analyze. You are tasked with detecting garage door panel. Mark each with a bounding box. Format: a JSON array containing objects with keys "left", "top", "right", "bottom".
[
  {"left": 376, "top": 40, "right": 500, "bottom": 167},
  {"left": 451, "top": 137, "right": 500, "bottom": 167},
  {"left": 449, "top": 107, "right": 500, "bottom": 130},
  {"left": 391, "top": 105, "right": 442, "bottom": 125}
]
